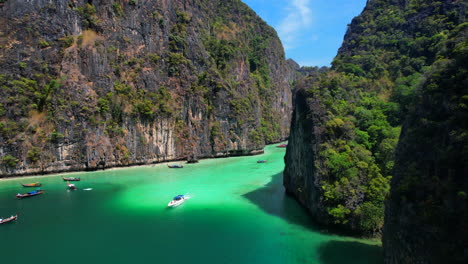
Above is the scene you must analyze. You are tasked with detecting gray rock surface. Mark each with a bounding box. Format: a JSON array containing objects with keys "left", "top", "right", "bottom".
[{"left": 0, "top": 0, "right": 292, "bottom": 176}]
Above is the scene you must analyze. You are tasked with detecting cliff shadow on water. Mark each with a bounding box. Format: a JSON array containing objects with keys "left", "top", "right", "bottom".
[
  {"left": 243, "top": 172, "right": 321, "bottom": 231},
  {"left": 243, "top": 172, "right": 383, "bottom": 264},
  {"left": 318, "top": 240, "right": 382, "bottom": 264}
]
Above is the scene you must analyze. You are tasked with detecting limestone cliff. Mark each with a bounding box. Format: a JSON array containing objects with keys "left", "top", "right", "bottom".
[
  {"left": 283, "top": 87, "right": 328, "bottom": 224},
  {"left": 383, "top": 23, "right": 468, "bottom": 263},
  {"left": 0, "top": 0, "right": 292, "bottom": 176},
  {"left": 284, "top": 0, "right": 466, "bottom": 237}
]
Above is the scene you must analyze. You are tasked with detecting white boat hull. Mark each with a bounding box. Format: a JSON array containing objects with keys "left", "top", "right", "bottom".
[{"left": 168, "top": 198, "right": 186, "bottom": 207}]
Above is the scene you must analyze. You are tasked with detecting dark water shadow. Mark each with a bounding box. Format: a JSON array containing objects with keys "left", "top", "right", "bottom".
[
  {"left": 243, "top": 172, "right": 383, "bottom": 263},
  {"left": 318, "top": 240, "right": 383, "bottom": 264},
  {"left": 243, "top": 172, "right": 324, "bottom": 232}
]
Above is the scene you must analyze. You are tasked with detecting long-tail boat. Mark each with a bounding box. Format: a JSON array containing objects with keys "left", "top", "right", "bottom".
[
  {"left": 168, "top": 164, "right": 184, "bottom": 168},
  {"left": 16, "top": 190, "right": 44, "bottom": 199},
  {"left": 277, "top": 144, "right": 287, "bottom": 148},
  {"left": 21, "top": 182, "right": 42, "bottom": 187},
  {"left": 257, "top": 160, "right": 268, "bottom": 163},
  {"left": 62, "top": 177, "right": 80, "bottom": 181},
  {"left": 0, "top": 215, "right": 18, "bottom": 224}
]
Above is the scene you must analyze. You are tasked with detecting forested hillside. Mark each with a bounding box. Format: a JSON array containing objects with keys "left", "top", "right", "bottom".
[
  {"left": 384, "top": 21, "right": 467, "bottom": 263},
  {"left": 284, "top": 0, "right": 466, "bottom": 237}
]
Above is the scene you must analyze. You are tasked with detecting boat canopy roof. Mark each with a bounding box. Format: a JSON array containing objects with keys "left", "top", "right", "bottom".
[{"left": 173, "top": 194, "right": 184, "bottom": 200}]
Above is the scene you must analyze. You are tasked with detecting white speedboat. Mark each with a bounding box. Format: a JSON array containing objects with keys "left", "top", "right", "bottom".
[{"left": 168, "top": 195, "right": 186, "bottom": 207}]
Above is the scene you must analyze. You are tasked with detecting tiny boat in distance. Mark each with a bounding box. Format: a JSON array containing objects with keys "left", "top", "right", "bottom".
[
  {"left": 67, "top": 182, "right": 77, "bottom": 190},
  {"left": 0, "top": 215, "right": 18, "bottom": 224},
  {"left": 16, "top": 190, "right": 44, "bottom": 199},
  {"left": 257, "top": 160, "right": 268, "bottom": 163},
  {"left": 168, "top": 195, "right": 186, "bottom": 207},
  {"left": 62, "top": 177, "right": 80, "bottom": 181},
  {"left": 168, "top": 164, "right": 184, "bottom": 168},
  {"left": 21, "top": 182, "right": 42, "bottom": 187},
  {"left": 277, "top": 144, "right": 287, "bottom": 148}
]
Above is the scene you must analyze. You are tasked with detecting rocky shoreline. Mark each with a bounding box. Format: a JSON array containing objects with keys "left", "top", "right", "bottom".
[{"left": 0, "top": 140, "right": 287, "bottom": 179}]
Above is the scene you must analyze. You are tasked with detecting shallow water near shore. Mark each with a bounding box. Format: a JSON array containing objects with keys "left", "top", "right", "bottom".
[{"left": 0, "top": 144, "right": 382, "bottom": 263}]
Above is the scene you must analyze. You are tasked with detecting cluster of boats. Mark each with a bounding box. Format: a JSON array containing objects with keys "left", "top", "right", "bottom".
[
  {"left": 5, "top": 178, "right": 188, "bottom": 224},
  {"left": 2, "top": 177, "right": 83, "bottom": 224},
  {"left": 15, "top": 176, "right": 81, "bottom": 199},
  {"left": 3, "top": 144, "right": 287, "bottom": 223}
]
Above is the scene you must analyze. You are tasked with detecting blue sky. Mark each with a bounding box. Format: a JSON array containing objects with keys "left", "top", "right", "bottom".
[{"left": 241, "top": 0, "right": 368, "bottom": 67}]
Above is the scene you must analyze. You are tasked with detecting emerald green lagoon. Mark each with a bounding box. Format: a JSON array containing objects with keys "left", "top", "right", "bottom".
[{"left": 0, "top": 144, "right": 381, "bottom": 263}]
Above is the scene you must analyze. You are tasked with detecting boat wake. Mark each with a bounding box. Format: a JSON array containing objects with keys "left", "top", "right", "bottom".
[{"left": 83, "top": 188, "right": 93, "bottom": 191}]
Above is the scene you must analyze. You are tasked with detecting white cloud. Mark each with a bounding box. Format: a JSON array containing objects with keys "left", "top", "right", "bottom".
[{"left": 276, "top": 0, "right": 313, "bottom": 50}]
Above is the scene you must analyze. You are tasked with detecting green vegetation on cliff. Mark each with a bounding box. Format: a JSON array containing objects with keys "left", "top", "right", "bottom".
[
  {"left": 286, "top": 0, "right": 467, "bottom": 234},
  {"left": 0, "top": 0, "right": 291, "bottom": 175},
  {"left": 383, "top": 22, "right": 467, "bottom": 263}
]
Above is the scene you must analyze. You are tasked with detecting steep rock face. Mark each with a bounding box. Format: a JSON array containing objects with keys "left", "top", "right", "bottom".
[
  {"left": 383, "top": 24, "right": 468, "bottom": 263},
  {"left": 284, "top": 0, "right": 466, "bottom": 235},
  {"left": 283, "top": 87, "right": 328, "bottom": 224},
  {"left": 0, "top": 0, "right": 292, "bottom": 176}
]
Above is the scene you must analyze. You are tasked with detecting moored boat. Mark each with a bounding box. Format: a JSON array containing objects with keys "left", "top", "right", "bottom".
[
  {"left": 168, "top": 195, "right": 186, "bottom": 207},
  {"left": 257, "top": 160, "right": 268, "bottom": 163},
  {"left": 62, "top": 177, "right": 80, "bottom": 181},
  {"left": 16, "top": 190, "right": 44, "bottom": 199},
  {"left": 0, "top": 214, "right": 18, "bottom": 224},
  {"left": 21, "top": 182, "right": 42, "bottom": 187},
  {"left": 277, "top": 144, "right": 287, "bottom": 148},
  {"left": 168, "top": 164, "right": 184, "bottom": 168}
]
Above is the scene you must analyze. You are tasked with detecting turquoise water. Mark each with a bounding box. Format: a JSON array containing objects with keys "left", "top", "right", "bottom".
[{"left": 0, "top": 144, "right": 382, "bottom": 263}]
